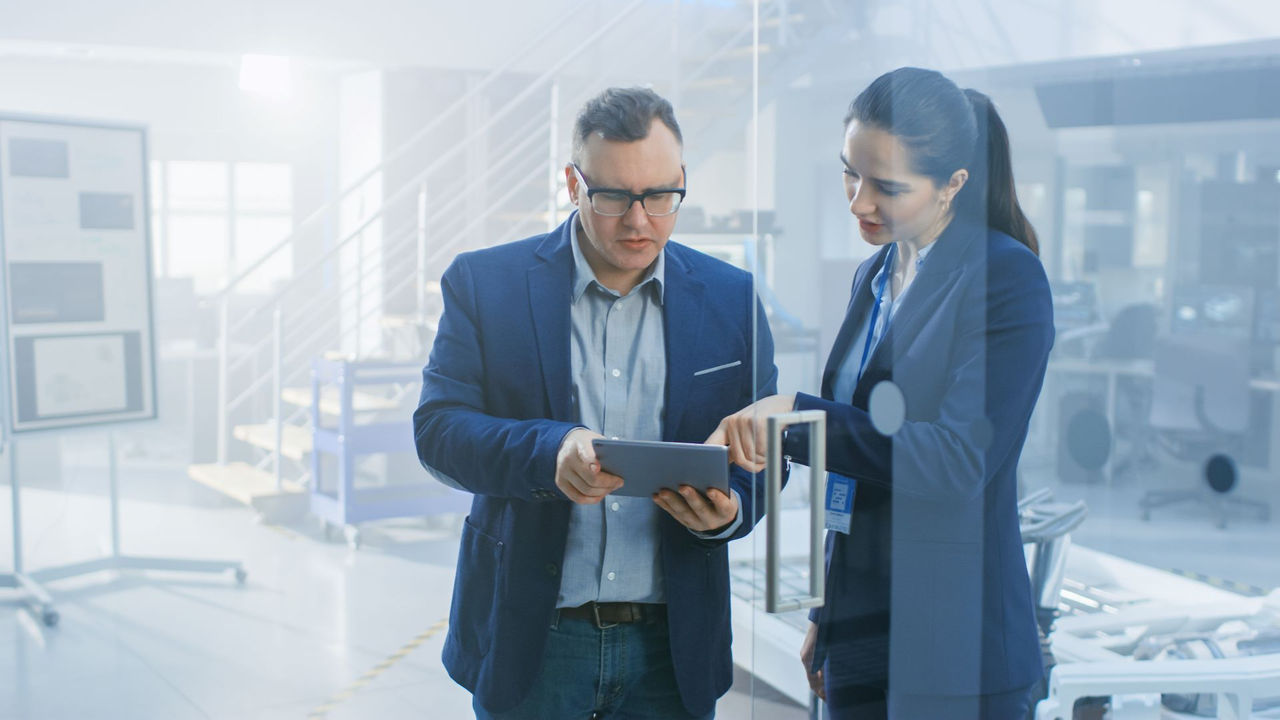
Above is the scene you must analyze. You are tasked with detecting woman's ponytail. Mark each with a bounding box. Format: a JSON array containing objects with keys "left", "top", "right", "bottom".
[{"left": 962, "top": 89, "right": 1039, "bottom": 256}]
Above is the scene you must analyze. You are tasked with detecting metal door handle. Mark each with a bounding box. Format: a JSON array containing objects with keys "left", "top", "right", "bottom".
[{"left": 765, "top": 410, "right": 826, "bottom": 613}]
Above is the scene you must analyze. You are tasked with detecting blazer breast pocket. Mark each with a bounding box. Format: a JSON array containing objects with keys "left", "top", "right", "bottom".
[{"left": 691, "top": 359, "right": 743, "bottom": 385}]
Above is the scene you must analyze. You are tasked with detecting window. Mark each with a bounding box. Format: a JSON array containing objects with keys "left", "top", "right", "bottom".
[{"left": 149, "top": 160, "right": 293, "bottom": 295}]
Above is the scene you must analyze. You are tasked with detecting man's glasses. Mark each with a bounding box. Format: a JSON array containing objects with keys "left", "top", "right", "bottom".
[{"left": 571, "top": 164, "right": 686, "bottom": 217}]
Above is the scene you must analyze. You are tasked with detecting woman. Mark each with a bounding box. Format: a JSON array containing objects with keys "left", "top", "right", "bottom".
[{"left": 708, "top": 68, "right": 1054, "bottom": 718}]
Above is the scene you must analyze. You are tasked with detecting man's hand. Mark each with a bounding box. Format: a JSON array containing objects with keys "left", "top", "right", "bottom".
[
  {"left": 704, "top": 393, "right": 796, "bottom": 473},
  {"left": 653, "top": 485, "right": 738, "bottom": 533},
  {"left": 800, "top": 621, "right": 825, "bottom": 700},
  {"left": 555, "top": 428, "right": 624, "bottom": 504}
]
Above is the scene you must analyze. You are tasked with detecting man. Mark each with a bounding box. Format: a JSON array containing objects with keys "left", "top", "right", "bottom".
[{"left": 413, "top": 87, "right": 777, "bottom": 719}]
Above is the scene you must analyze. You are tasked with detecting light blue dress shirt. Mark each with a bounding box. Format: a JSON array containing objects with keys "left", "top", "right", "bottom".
[
  {"left": 557, "top": 221, "right": 670, "bottom": 607},
  {"left": 557, "top": 221, "right": 745, "bottom": 608}
]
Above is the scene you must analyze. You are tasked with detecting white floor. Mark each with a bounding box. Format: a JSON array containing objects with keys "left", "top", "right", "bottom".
[
  {"left": 2, "top": 430, "right": 1277, "bottom": 720},
  {"left": 0, "top": 436, "right": 808, "bottom": 720}
]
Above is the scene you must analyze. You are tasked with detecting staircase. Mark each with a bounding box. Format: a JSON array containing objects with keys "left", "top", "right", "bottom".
[{"left": 187, "top": 0, "right": 857, "bottom": 519}]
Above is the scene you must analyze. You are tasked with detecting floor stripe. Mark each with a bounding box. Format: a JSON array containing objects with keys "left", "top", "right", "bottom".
[
  {"left": 1169, "top": 568, "right": 1268, "bottom": 597},
  {"left": 307, "top": 618, "right": 449, "bottom": 719}
]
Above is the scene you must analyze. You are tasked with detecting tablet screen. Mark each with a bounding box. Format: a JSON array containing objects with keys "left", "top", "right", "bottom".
[{"left": 592, "top": 438, "right": 730, "bottom": 498}]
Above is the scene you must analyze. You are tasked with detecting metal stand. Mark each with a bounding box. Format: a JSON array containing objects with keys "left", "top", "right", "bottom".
[
  {"left": 1, "top": 433, "right": 246, "bottom": 627},
  {"left": 309, "top": 358, "right": 470, "bottom": 550}
]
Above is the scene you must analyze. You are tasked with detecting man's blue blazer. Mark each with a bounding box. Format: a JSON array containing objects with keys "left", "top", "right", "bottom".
[
  {"left": 784, "top": 222, "right": 1055, "bottom": 696},
  {"left": 413, "top": 215, "right": 777, "bottom": 715}
]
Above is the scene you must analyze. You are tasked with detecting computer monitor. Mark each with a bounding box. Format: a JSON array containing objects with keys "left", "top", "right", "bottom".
[
  {"left": 1170, "top": 285, "right": 1255, "bottom": 339},
  {"left": 1050, "top": 281, "right": 1098, "bottom": 330},
  {"left": 1252, "top": 288, "right": 1280, "bottom": 375},
  {"left": 1254, "top": 289, "right": 1280, "bottom": 344}
]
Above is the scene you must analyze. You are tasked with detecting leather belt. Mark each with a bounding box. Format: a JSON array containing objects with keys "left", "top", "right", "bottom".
[{"left": 559, "top": 601, "right": 666, "bottom": 628}]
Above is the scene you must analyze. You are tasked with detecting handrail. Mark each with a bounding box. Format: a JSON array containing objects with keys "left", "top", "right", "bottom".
[
  {"left": 224, "top": 225, "right": 421, "bottom": 402},
  {"left": 215, "top": 0, "right": 804, "bottom": 467},
  {"left": 227, "top": 215, "right": 419, "bottom": 340},
  {"left": 226, "top": 199, "right": 548, "bottom": 459},
  {"left": 227, "top": 103, "right": 554, "bottom": 335},
  {"left": 206, "top": 0, "right": 605, "bottom": 301},
  {"left": 227, "top": 97, "right": 556, "bottom": 353},
  {"left": 223, "top": 221, "right": 420, "bottom": 380}
]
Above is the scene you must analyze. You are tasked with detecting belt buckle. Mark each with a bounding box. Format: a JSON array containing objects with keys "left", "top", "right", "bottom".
[{"left": 592, "top": 602, "right": 621, "bottom": 630}]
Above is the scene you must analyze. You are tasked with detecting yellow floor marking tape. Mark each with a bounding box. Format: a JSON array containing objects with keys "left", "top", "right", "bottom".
[{"left": 308, "top": 618, "right": 449, "bottom": 719}]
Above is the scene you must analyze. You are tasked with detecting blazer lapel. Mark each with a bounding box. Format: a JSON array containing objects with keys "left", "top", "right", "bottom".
[
  {"left": 662, "top": 247, "right": 707, "bottom": 440},
  {"left": 855, "top": 223, "right": 981, "bottom": 393},
  {"left": 528, "top": 221, "right": 575, "bottom": 422},
  {"left": 822, "top": 246, "right": 889, "bottom": 401}
]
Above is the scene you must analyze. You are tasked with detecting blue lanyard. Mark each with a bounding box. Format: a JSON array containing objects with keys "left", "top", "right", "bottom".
[{"left": 858, "top": 243, "right": 896, "bottom": 380}]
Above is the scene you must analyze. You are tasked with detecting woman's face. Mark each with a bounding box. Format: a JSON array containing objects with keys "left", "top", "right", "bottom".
[{"left": 841, "top": 121, "right": 962, "bottom": 248}]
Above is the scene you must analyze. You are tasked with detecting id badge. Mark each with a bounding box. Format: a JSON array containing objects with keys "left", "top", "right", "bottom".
[{"left": 824, "top": 473, "right": 855, "bottom": 534}]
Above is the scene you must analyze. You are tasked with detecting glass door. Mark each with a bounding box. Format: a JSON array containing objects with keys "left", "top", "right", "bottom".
[{"left": 744, "top": 4, "right": 1280, "bottom": 719}]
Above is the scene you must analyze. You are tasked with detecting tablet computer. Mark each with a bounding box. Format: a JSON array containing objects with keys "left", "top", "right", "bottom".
[{"left": 591, "top": 438, "right": 730, "bottom": 498}]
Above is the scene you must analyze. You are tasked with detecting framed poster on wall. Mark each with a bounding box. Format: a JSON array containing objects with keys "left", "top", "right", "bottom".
[{"left": 0, "top": 114, "right": 157, "bottom": 433}]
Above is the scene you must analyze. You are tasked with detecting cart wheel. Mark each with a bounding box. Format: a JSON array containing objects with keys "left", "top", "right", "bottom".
[
  {"left": 234, "top": 568, "right": 248, "bottom": 586},
  {"left": 344, "top": 525, "right": 361, "bottom": 550},
  {"left": 42, "top": 609, "right": 60, "bottom": 628}
]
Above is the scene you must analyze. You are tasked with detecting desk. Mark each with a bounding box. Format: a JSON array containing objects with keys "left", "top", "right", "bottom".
[{"left": 1047, "top": 357, "right": 1280, "bottom": 482}]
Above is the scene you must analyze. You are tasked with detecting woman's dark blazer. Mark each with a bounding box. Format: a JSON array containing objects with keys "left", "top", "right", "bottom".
[{"left": 783, "top": 220, "right": 1054, "bottom": 696}]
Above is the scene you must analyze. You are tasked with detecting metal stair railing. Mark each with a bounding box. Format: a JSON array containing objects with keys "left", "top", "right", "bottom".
[
  {"left": 217, "top": 66, "right": 625, "bottom": 475},
  {"left": 214, "top": 0, "right": 815, "bottom": 483},
  {"left": 213, "top": 0, "right": 652, "bottom": 463},
  {"left": 231, "top": 170, "right": 558, "bottom": 487},
  {"left": 222, "top": 90, "right": 556, "bottom": 343}
]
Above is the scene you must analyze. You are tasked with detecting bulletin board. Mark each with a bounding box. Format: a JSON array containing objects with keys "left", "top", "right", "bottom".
[{"left": 0, "top": 114, "right": 157, "bottom": 433}]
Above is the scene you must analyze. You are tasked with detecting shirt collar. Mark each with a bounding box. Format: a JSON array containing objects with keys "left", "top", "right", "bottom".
[
  {"left": 871, "top": 240, "right": 936, "bottom": 292},
  {"left": 570, "top": 214, "right": 666, "bottom": 304}
]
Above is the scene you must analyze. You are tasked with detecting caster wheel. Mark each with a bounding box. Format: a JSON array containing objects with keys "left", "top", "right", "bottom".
[
  {"left": 234, "top": 568, "right": 248, "bottom": 585},
  {"left": 42, "top": 609, "right": 60, "bottom": 628},
  {"left": 343, "top": 525, "right": 361, "bottom": 550}
]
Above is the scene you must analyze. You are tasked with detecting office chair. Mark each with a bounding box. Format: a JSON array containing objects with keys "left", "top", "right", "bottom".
[
  {"left": 1139, "top": 334, "right": 1271, "bottom": 529},
  {"left": 1091, "top": 303, "right": 1158, "bottom": 361},
  {"left": 1095, "top": 303, "right": 1158, "bottom": 478}
]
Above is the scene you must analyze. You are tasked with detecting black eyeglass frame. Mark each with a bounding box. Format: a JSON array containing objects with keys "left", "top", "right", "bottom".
[{"left": 570, "top": 163, "right": 687, "bottom": 217}]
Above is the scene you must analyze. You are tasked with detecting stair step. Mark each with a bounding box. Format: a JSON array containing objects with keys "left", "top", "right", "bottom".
[
  {"left": 703, "top": 43, "right": 773, "bottom": 61},
  {"left": 280, "top": 387, "right": 400, "bottom": 415},
  {"left": 187, "top": 462, "right": 306, "bottom": 517},
  {"left": 232, "top": 423, "right": 312, "bottom": 460},
  {"left": 380, "top": 314, "right": 439, "bottom": 332},
  {"left": 762, "top": 12, "right": 806, "bottom": 29},
  {"left": 681, "top": 76, "right": 738, "bottom": 90}
]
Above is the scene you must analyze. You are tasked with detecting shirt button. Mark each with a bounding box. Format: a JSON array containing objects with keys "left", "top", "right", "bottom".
[
  {"left": 606, "top": 572, "right": 617, "bottom": 581},
  {"left": 611, "top": 369, "right": 621, "bottom": 378},
  {"left": 545, "top": 563, "right": 558, "bottom": 577},
  {"left": 610, "top": 502, "right": 620, "bottom": 512}
]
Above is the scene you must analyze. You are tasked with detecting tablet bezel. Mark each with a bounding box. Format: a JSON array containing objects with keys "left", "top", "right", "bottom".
[{"left": 590, "top": 438, "right": 730, "bottom": 499}]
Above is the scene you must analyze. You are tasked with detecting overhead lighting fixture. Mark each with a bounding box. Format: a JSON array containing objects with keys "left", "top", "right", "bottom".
[{"left": 239, "top": 53, "right": 292, "bottom": 101}]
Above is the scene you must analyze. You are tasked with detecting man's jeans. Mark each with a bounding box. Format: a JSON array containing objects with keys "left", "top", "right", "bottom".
[{"left": 472, "top": 610, "right": 715, "bottom": 720}]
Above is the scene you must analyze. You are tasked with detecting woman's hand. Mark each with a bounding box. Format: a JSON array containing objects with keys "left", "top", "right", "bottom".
[
  {"left": 800, "top": 621, "right": 825, "bottom": 700},
  {"left": 704, "top": 394, "right": 796, "bottom": 472}
]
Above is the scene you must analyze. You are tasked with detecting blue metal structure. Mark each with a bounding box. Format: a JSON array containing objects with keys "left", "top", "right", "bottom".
[{"left": 309, "top": 357, "right": 470, "bottom": 548}]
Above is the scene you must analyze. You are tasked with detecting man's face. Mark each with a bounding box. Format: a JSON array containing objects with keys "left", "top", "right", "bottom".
[{"left": 566, "top": 119, "right": 684, "bottom": 292}]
